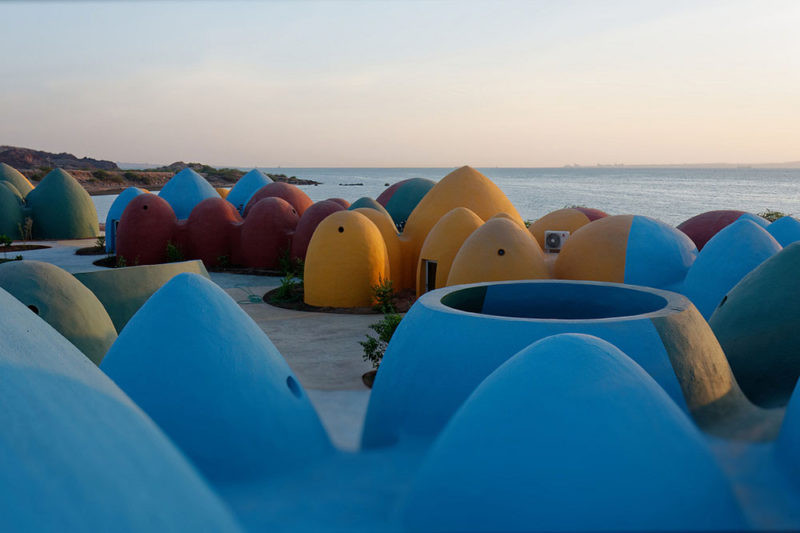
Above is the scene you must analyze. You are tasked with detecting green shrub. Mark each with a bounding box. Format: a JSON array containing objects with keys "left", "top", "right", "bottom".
[
  {"left": 277, "top": 249, "right": 304, "bottom": 279},
  {"left": 92, "top": 170, "right": 110, "bottom": 181},
  {"left": 360, "top": 313, "right": 402, "bottom": 369},
  {"left": 758, "top": 209, "right": 788, "bottom": 222},
  {"left": 95, "top": 235, "right": 105, "bottom": 249},
  {"left": 372, "top": 277, "right": 396, "bottom": 314},
  {"left": 166, "top": 241, "right": 184, "bottom": 262},
  {"left": 270, "top": 273, "right": 302, "bottom": 304},
  {"left": 17, "top": 217, "right": 32, "bottom": 243}
]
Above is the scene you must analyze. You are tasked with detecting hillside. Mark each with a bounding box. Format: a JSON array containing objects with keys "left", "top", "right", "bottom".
[
  {"left": 1, "top": 146, "right": 320, "bottom": 194},
  {"left": 0, "top": 145, "right": 118, "bottom": 171}
]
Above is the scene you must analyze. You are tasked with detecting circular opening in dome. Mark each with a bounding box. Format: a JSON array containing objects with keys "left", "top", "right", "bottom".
[
  {"left": 440, "top": 282, "right": 670, "bottom": 320},
  {"left": 142, "top": 204, "right": 148, "bottom": 210},
  {"left": 28, "top": 304, "right": 39, "bottom": 315},
  {"left": 338, "top": 226, "right": 344, "bottom": 233},
  {"left": 286, "top": 376, "right": 302, "bottom": 398},
  {"left": 497, "top": 248, "right": 505, "bottom": 256}
]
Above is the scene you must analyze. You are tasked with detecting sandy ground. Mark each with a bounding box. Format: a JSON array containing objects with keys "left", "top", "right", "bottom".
[{"left": 11, "top": 239, "right": 374, "bottom": 451}]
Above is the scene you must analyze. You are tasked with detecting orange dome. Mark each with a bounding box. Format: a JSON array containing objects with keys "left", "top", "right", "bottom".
[{"left": 446, "top": 217, "right": 549, "bottom": 286}]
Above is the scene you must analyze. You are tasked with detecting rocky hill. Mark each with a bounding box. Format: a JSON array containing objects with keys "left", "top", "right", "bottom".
[{"left": 0, "top": 145, "right": 118, "bottom": 171}]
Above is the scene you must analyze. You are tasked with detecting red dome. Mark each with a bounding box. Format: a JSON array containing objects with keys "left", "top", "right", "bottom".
[
  {"left": 290, "top": 200, "right": 346, "bottom": 260},
  {"left": 117, "top": 195, "right": 177, "bottom": 265},
  {"left": 327, "top": 198, "right": 350, "bottom": 209},
  {"left": 376, "top": 179, "right": 409, "bottom": 206},
  {"left": 677, "top": 210, "right": 747, "bottom": 250},
  {"left": 574, "top": 207, "right": 609, "bottom": 222},
  {"left": 236, "top": 197, "right": 300, "bottom": 268},
  {"left": 243, "top": 182, "right": 313, "bottom": 218},
  {"left": 187, "top": 198, "right": 243, "bottom": 267}
]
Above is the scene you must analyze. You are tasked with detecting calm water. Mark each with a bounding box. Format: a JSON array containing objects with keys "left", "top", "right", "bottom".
[{"left": 92, "top": 167, "right": 800, "bottom": 227}]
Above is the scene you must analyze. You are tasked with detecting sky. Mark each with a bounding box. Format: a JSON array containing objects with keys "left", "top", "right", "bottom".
[{"left": 1, "top": 0, "right": 798, "bottom": 167}]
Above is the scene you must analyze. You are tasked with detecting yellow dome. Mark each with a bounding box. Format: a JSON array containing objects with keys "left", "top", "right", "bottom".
[
  {"left": 353, "top": 207, "right": 403, "bottom": 289},
  {"left": 304, "top": 211, "right": 390, "bottom": 308},
  {"left": 554, "top": 215, "right": 634, "bottom": 283},
  {"left": 400, "top": 166, "right": 524, "bottom": 290},
  {"left": 416, "top": 207, "right": 483, "bottom": 296},
  {"left": 528, "top": 208, "right": 592, "bottom": 248},
  {"left": 446, "top": 217, "right": 549, "bottom": 286}
]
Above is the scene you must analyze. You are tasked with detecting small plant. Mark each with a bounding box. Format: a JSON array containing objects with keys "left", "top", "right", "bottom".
[
  {"left": 270, "top": 273, "right": 302, "bottom": 304},
  {"left": 92, "top": 169, "right": 110, "bottom": 181},
  {"left": 758, "top": 209, "right": 788, "bottom": 223},
  {"left": 217, "top": 254, "right": 231, "bottom": 269},
  {"left": 17, "top": 217, "right": 33, "bottom": 244},
  {"left": 95, "top": 235, "right": 105, "bottom": 249},
  {"left": 0, "top": 234, "right": 12, "bottom": 258},
  {"left": 523, "top": 219, "right": 532, "bottom": 228},
  {"left": 14, "top": 255, "right": 22, "bottom": 260},
  {"left": 372, "top": 277, "right": 396, "bottom": 314},
  {"left": 165, "top": 241, "right": 184, "bottom": 262},
  {"left": 116, "top": 255, "right": 127, "bottom": 268},
  {"left": 277, "top": 248, "right": 304, "bottom": 278},
  {"left": 360, "top": 313, "right": 402, "bottom": 369}
]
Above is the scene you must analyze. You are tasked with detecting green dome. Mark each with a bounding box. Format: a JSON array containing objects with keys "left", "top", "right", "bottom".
[
  {"left": 0, "top": 260, "right": 117, "bottom": 364},
  {"left": 0, "top": 163, "right": 34, "bottom": 196},
  {"left": 25, "top": 168, "right": 98, "bottom": 239},
  {"left": 0, "top": 183, "right": 23, "bottom": 239}
]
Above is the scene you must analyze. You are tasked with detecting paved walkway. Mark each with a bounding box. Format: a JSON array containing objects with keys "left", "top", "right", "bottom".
[{"left": 11, "top": 238, "right": 375, "bottom": 450}]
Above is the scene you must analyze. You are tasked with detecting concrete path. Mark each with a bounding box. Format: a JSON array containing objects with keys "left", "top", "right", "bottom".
[{"left": 9, "top": 238, "right": 375, "bottom": 450}]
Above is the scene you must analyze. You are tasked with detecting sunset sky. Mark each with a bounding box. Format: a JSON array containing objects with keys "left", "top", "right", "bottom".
[{"left": 1, "top": 0, "right": 798, "bottom": 167}]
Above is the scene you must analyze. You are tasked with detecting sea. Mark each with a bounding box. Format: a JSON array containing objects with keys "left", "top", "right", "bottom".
[{"left": 91, "top": 167, "right": 800, "bottom": 228}]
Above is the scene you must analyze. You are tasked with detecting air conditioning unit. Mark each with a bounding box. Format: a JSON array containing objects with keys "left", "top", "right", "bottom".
[{"left": 544, "top": 230, "right": 570, "bottom": 253}]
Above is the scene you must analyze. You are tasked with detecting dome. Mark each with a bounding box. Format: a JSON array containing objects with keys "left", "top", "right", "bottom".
[
  {"left": 678, "top": 210, "right": 768, "bottom": 250},
  {"left": 226, "top": 169, "right": 272, "bottom": 214},
  {"left": 304, "top": 211, "right": 389, "bottom": 308},
  {"left": 767, "top": 216, "right": 800, "bottom": 246},
  {"left": 682, "top": 219, "right": 781, "bottom": 319},
  {"left": 709, "top": 242, "right": 800, "bottom": 407},
  {"left": 402, "top": 334, "right": 746, "bottom": 531},
  {"left": 0, "top": 261, "right": 116, "bottom": 364},
  {"left": 25, "top": 168, "right": 98, "bottom": 239},
  {"left": 447, "top": 217, "right": 549, "bottom": 286},
  {"left": 353, "top": 207, "right": 403, "bottom": 288},
  {"left": 235, "top": 197, "right": 299, "bottom": 268},
  {"left": 105, "top": 187, "right": 147, "bottom": 253},
  {"left": 382, "top": 178, "right": 436, "bottom": 228},
  {"left": 416, "top": 207, "right": 483, "bottom": 296},
  {"left": 400, "top": 166, "right": 524, "bottom": 290},
  {"left": 348, "top": 196, "right": 392, "bottom": 220},
  {"left": 243, "top": 182, "right": 312, "bottom": 218},
  {"left": 0, "top": 162, "right": 33, "bottom": 196},
  {"left": 186, "top": 198, "right": 243, "bottom": 267},
  {"left": 290, "top": 200, "right": 345, "bottom": 261},
  {"left": 117, "top": 194, "right": 178, "bottom": 266},
  {"left": 528, "top": 207, "right": 594, "bottom": 248},
  {"left": 555, "top": 215, "right": 696, "bottom": 291},
  {"left": 158, "top": 168, "right": 219, "bottom": 220},
  {"left": 101, "top": 273, "right": 332, "bottom": 484}
]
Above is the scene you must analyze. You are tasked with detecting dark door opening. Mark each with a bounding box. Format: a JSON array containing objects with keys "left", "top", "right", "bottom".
[{"left": 425, "top": 260, "right": 437, "bottom": 293}]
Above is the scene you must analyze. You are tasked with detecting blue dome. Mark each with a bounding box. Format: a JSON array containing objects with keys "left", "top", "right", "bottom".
[
  {"left": 402, "top": 334, "right": 746, "bottom": 531},
  {"left": 101, "top": 273, "right": 332, "bottom": 484},
  {"left": 625, "top": 215, "right": 697, "bottom": 291},
  {"left": 683, "top": 219, "right": 781, "bottom": 319},
  {"left": 226, "top": 169, "right": 272, "bottom": 214},
  {"left": 0, "top": 286, "right": 241, "bottom": 531},
  {"left": 105, "top": 187, "right": 147, "bottom": 253},
  {"left": 158, "top": 168, "right": 219, "bottom": 219},
  {"left": 767, "top": 216, "right": 800, "bottom": 246}
]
